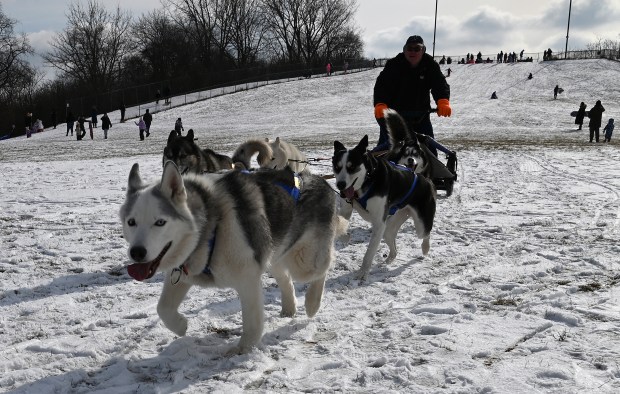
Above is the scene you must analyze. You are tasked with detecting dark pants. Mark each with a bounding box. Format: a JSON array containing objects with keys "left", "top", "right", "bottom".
[
  {"left": 145, "top": 122, "right": 151, "bottom": 136},
  {"left": 590, "top": 127, "right": 599, "bottom": 142},
  {"left": 140, "top": 129, "right": 145, "bottom": 140}
]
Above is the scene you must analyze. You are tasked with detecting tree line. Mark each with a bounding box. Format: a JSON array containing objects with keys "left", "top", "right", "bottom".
[{"left": 0, "top": 0, "right": 362, "bottom": 135}]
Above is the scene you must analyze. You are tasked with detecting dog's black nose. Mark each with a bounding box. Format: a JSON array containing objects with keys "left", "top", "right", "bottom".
[
  {"left": 336, "top": 181, "right": 346, "bottom": 190},
  {"left": 130, "top": 246, "right": 147, "bottom": 262}
]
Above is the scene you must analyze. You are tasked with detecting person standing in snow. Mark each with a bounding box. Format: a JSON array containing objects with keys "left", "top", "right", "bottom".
[
  {"left": 174, "top": 117, "right": 184, "bottom": 136},
  {"left": 554, "top": 85, "right": 559, "bottom": 99},
  {"left": 603, "top": 118, "right": 614, "bottom": 142},
  {"left": 575, "top": 102, "right": 587, "bottom": 130},
  {"left": 135, "top": 117, "right": 147, "bottom": 141},
  {"left": 372, "top": 34, "right": 451, "bottom": 153},
  {"left": 142, "top": 109, "right": 152, "bottom": 137},
  {"left": 101, "top": 113, "right": 112, "bottom": 139},
  {"left": 588, "top": 100, "right": 605, "bottom": 143}
]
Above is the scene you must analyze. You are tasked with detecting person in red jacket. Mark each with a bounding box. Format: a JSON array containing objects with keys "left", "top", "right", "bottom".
[{"left": 372, "top": 35, "right": 451, "bottom": 153}]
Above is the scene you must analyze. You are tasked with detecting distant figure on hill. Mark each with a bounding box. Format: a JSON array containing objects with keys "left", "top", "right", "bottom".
[
  {"left": 120, "top": 102, "right": 126, "bottom": 122},
  {"left": 174, "top": 117, "right": 184, "bottom": 136},
  {"left": 575, "top": 102, "right": 587, "bottom": 130},
  {"left": 588, "top": 100, "right": 605, "bottom": 143},
  {"left": 326, "top": 62, "right": 332, "bottom": 76},
  {"left": 490, "top": 91, "right": 498, "bottom": 99},
  {"left": 554, "top": 85, "right": 559, "bottom": 99},
  {"left": 66, "top": 110, "right": 75, "bottom": 136},
  {"left": 143, "top": 109, "right": 152, "bottom": 137},
  {"left": 527, "top": 73, "right": 533, "bottom": 80},
  {"left": 603, "top": 118, "right": 614, "bottom": 142},
  {"left": 446, "top": 68, "right": 452, "bottom": 77},
  {"left": 101, "top": 113, "right": 112, "bottom": 139}
]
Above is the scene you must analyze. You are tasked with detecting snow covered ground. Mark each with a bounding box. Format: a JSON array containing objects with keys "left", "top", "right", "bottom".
[{"left": 1, "top": 59, "right": 619, "bottom": 393}]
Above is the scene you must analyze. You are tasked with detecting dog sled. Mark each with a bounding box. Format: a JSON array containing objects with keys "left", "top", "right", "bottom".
[{"left": 420, "top": 141, "right": 458, "bottom": 197}]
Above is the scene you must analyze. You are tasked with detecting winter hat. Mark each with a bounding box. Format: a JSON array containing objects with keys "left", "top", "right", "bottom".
[
  {"left": 596, "top": 100, "right": 601, "bottom": 105},
  {"left": 609, "top": 119, "right": 614, "bottom": 123},
  {"left": 405, "top": 35, "right": 424, "bottom": 46}
]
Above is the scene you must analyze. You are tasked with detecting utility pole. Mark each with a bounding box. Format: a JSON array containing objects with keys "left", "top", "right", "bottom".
[
  {"left": 565, "top": 0, "right": 572, "bottom": 59},
  {"left": 432, "top": 0, "right": 438, "bottom": 58}
]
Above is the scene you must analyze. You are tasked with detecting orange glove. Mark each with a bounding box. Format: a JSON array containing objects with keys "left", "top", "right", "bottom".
[
  {"left": 437, "top": 99, "right": 452, "bottom": 117},
  {"left": 374, "top": 103, "right": 388, "bottom": 119}
]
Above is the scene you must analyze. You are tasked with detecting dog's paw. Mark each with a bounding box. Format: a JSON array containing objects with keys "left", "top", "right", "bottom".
[
  {"left": 354, "top": 270, "right": 368, "bottom": 282},
  {"left": 162, "top": 314, "right": 188, "bottom": 337},
  {"left": 280, "top": 307, "right": 297, "bottom": 318},
  {"left": 422, "top": 238, "right": 430, "bottom": 255}
]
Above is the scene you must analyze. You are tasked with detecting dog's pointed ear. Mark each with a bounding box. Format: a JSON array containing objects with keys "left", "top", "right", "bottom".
[
  {"left": 160, "top": 161, "right": 186, "bottom": 204},
  {"left": 273, "top": 137, "right": 281, "bottom": 149},
  {"left": 167, "top": 130, "right": 177, "bottom": 143},
  {"left": 186, "top": 129, "right": 194, "bottom": 140},
  {"left": 354, "top": 135, "right": 369, "bottom": 151},
  {"left": 127, "top": 163, "right": 143, "bottom": 195},
  {"left": 334, "top": 140, "right": 345, "bottom": 154}
]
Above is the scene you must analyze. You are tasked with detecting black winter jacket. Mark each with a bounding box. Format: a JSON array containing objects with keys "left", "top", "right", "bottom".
[
  {"left": 374, "top": 52, "right": 450, "bottom": 114},
  {"left": 588, "top": 103, "right": 605, "bottom": 129}
]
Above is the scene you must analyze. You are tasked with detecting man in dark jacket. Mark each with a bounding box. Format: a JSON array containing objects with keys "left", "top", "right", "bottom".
[
  {"left": 588, "top": 100, "right": 605, "bottom": 143},
  {"left": 143, "top": 109, "right": 152, "bottom": 137},
  {"left": 373, "top": 35, "right": 451, "bottom": 152}
]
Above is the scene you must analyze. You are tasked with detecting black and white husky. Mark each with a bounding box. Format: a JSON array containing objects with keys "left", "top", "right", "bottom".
[
  {"left": 162, "top": 129, "right": 233, "bottom": 174},
  {"left": 120, "top": 162, "right": 341, "bottom": 353},
  {"left": 332, "top": 135, "right": 436, "bottom": 280}
]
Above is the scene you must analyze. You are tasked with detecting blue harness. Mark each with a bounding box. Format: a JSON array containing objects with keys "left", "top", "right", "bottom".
[
  {"left": 355, "top": 162, "right": 418, "bottom": 216},
  {"left": 275, "top": 173, "right": 302, "bottom": 203}
]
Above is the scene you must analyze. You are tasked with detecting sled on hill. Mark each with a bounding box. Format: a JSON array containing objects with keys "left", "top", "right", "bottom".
[{"left": 571, "top": 110, "right": 589, "bottom": 117}]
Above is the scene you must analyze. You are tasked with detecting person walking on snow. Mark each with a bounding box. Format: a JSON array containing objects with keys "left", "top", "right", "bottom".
[
  {"left": 603, "top": 118, "right": 614, "bottom": 142},
  {"left": 135, "top": 117, "right": 147, "bottom": 141},
  {"left": 174, "top": 117, "right": 184, "bottom": 136},
  {"left": 588, "top": 100, "right": 605, "bottom": 143},
  {"left": 372, "top": 34, "right": 451, "bottom": 154},
  {"left": 554, "top": 85, "right": 559, "bottom": 99},
  {"left": 575, "top": 102, "right": 587, "bottom": 130},
  {"left": 142, "top": 109, "right": 152, "bottom": 137},
  {"left": 101, "top": 113, "right": 112, "bottom": 139}
]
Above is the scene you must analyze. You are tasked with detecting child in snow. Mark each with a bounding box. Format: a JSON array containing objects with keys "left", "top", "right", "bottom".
[
  {"left": 174, "top": 117, "right": 184, "bottom": 136},
  {"left": 135, "top": 117, "right": 147, "bottom": 140},
  {"left": 603, "top": 118, "right": 614, "bottom": 142}
]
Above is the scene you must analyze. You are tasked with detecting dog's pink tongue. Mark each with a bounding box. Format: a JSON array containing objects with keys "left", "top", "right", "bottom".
[
  {"left": 127, "top": 263, "right": 151, "bottom": 281},
  {"left": 343, "top": 186, "right": 356, "bottom": 199}
]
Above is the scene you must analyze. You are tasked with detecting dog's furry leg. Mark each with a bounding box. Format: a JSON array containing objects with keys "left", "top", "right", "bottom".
[
  {"left": 157, "top": 274, "right": 192, "bottom": 337},
  {"left": 305, "top": 275, "right": 326, "bottom": 317},
  {"left": 357, "top": 222, "right": 387, "bottom": 281},
  {"left": 271, "top": 264, "right": 297, "bottom": 317},
  {"left": 232, "top": 277, "right": 265, "bottom": 353},
  {"left": 336, "top": 199, "right": 353, "bottom": 243},
  {"left": 382, "top": 209, "right": 410, "bottom": 264},
  {"left": 410, "top": 210, "right": 431, "bottom": 256}
]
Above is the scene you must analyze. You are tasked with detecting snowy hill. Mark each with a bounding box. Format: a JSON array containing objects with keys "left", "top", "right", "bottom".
[{"left": 1, "top": 59, "right": 620, "bottom": 393}]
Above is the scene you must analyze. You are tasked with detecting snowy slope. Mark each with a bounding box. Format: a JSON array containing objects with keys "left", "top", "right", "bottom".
[{"left": 1, "top": 59, "right": 619, "bottom": 393}]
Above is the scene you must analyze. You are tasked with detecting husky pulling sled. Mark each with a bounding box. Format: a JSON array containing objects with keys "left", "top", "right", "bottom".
[{"left": 120, "top": 161, "right": 341, "bottom": 353}]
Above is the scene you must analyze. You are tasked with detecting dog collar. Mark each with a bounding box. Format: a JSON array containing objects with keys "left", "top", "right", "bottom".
[
  {"left": 170, "top": 228, "right": 217, "bottom": 285},
  {"left": 275, "top": 173, "right": 302, "bottom": 203}
]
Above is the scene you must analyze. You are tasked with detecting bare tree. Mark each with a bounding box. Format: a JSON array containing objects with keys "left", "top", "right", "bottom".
[
  {"left": 132, "top": 9, "right": 191, "bottom": 80},
  {"left": 164, "top": 0, "right": 218, "bottom": 67},
  {"left": 42, "top": 0, "right": 134, "bottom": 91},
  {"left": 229, "top": 0, "right": 268, "bottom": 65},
  {"left": 262, "top": 0, "right": 359, "bottom": 65},
  {"left": 0, "top": 4, "right": 33, "bottom": 98}
]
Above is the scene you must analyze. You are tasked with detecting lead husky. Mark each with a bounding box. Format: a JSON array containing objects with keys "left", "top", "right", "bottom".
[
  {"left": 232, "top": 137, "right": 308, "bottom": 172},
  {"left": 333, "top": 135, "right": 436, "bottom": 280},
  {"left": 120, "top": 161, "right": 339, "bottom": 353}
]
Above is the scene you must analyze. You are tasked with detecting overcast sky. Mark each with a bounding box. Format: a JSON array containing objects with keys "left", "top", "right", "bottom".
[{"left": 3, "top": 0, "right": 620, "bottom": 75}]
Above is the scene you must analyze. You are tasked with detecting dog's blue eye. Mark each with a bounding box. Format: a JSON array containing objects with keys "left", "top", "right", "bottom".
[
  {"left": 127, "top": 218, "right": 136, "bottom": 226},
  {"left": 154, "top": 219, "right": 166, "bottom": 226}
]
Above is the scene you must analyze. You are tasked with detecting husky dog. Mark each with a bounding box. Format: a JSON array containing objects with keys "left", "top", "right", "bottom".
[
  {"left": 332, "top": 135, "right": 436, "bottom": 280},
  {"left": 120, "top": 161, "right": 339, "bottom": 353},
  {"left": 382, "top": 109, "right": 431, "bottom": 176},
  {"left": 232, "top": 137, "right": 307, "bottom": 172},
  {"left": 163, "top": 129, "right": 233, "bottom": 174}
]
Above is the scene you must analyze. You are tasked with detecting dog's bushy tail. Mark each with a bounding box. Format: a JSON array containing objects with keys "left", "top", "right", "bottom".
[
  {"left": 231, "top": 139, "right": 273, "bottom": 170},
  {"left": 385, "top": 109, "right": 410, "bottom": 146}
]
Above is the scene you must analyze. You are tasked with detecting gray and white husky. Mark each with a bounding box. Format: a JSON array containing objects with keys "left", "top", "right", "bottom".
[
  {"left": 119, "top": 161, "right": 340, "bottom": 353},
  {"left": 232, "top": 137, "right": 308, "bottom": 172}
]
